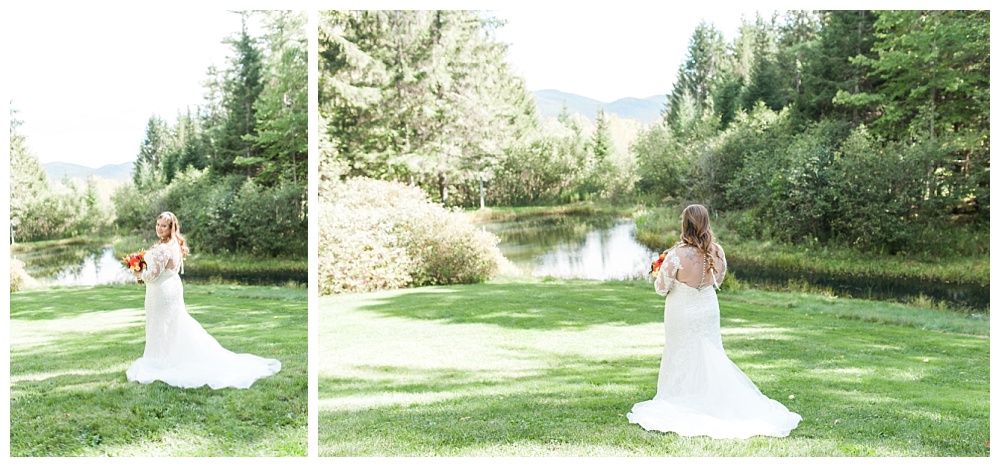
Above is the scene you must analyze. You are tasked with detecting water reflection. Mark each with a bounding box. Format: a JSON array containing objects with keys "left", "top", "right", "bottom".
[
  {"left": 13, "top": 243, "right": 135, "bottom": 286},
  {"left": 484, "top": 216, "right": 659, "bottom": 281},
  {"left": 52, "top": 248, "right": 137, "bottom": 286},
  {"left": 13, "top": 240, "right": 306, "bottom": 287}
]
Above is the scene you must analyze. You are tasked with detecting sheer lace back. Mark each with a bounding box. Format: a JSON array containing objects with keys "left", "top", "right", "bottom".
[
  {"left": 655, "top": 243, "right": 727, "bottom": 296},
  {"left": 631, "top": 239, "right": 801, "bottom": 438}
]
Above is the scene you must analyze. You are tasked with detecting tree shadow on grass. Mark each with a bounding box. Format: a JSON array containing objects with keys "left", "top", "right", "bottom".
[
  {"left": 11, "top": 330, "right": 308, "bottom": 456},
  {"left": 354, "top": 280, "right": 664, "bottom": 330},
  {"left": 10, "top": 286, "right": 146, "bottom": 321},
  {"left": 319, "top": 329, "right": 990, "bottom": 456},
  {"left": 11, "top": 289, "right": 308, "bottom": 457},
  {"left": 12, "top": 367, "right": 305, "bottom": 456}
]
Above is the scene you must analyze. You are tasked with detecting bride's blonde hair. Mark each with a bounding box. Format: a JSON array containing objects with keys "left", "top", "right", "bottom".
[
  {"left": 158, "top": 211, "right": 190, "bottom": 258},
  {"left": 675, "top": 204, "right": 718, "bottom": 278}
]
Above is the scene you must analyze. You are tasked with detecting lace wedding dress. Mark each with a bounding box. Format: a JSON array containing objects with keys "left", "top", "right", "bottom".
[
  {"left": 125, "top": 239, "right": 281, "bottom": 389},
  {"left": 627, "top": 244, "right": 801, "bottom": 438}
]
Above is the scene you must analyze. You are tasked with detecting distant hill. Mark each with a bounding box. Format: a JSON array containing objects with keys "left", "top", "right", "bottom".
[
  {"left": 43, "top": 162, "right": 132, "bottom": 183},
  {"left": 533, "top": 89, "right": 666, "bottom": 125}
]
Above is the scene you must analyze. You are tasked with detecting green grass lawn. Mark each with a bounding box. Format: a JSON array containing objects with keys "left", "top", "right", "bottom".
[
  {"left": 9, "top": 284, "right": 308, "bottom": 457},
  {"left": 318, "top": 276, "right": 989, "bottom": 456}
]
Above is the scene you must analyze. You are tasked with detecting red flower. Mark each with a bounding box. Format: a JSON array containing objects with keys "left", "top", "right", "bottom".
[
  {"left": 122, "top": 251, "right": 147, "bottom": 283},
  {"left": 650, "top": 253, "right": 666, "bottom": 277},
  {"left": 122, "top": 251, "right": 147, "bottom": 272}
]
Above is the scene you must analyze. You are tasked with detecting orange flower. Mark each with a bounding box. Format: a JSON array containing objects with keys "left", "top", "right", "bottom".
[
  {"left": 650, "top": 253, "right": 666, "bottom": 277},
  {"left": 122, "top": 251, "right": 147, "bottom": 272}
]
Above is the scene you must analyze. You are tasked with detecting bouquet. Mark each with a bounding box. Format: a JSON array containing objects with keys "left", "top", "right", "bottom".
[
  {"left": 122, "top": 251, "right": 147, "bottom": 283},
  {"left": 650, "top": 252, "right": 666, "bottom": 278}
]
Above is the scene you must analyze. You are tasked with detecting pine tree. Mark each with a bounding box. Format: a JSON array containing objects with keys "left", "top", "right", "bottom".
[
  {"left": 798, "top": 10, "right": 881, "bottom": 123},
  {"left": 247, "top": 10, "right": 308, "bottom": 187},
  {"left": 133, "top": 115, "right": 169, "bottom": 189},
  {"left": 215, "top": 12, "right": 264, "bottom": 178},
  {"left": 9, "top": 107, "right": 51, "bottom": 243}
]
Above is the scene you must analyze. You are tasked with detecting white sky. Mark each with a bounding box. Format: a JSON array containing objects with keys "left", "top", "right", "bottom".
[
  {"left": 493, "top": 8, "right": 765, "bottom": 103},
  {"left": 8, "top": 6, "right": 763, "bottom": 168},
  {"left": 7, "top": 8, "right": 246, "bottom": 167}
]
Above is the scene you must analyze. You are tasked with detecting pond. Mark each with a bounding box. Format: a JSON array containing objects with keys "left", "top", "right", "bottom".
[
  {"left": 483, "top": 215, "right": 657, "bottom": 281},
  {"left": 12, "top": 240, "right": 305, "bottom": 287},
  {"left": 482, "top": 215, "right": 990, "bottom": 311},
  {"left": 12, "top": 241, "right": 136, "bottom": 287}
]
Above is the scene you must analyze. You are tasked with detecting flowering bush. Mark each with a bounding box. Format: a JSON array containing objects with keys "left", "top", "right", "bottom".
[{"left": 319, "top": 177, "right": 510, "bottom": 294}]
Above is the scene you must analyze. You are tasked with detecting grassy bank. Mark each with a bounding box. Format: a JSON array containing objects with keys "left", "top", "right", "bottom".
[
  {"left": 113, "top": 235, "right": 307, "bottom": 284},
  {"left": 9, "top": 236, "right": 105, "bottom": 253},
  {"left": 466, "top": 202, "right": 641, "bottom": 223},
  {"left": 318, "top": 276, "right": 988, "bottom": 456},
  {"left": 9, "top": 284, "right": 308, "bottom": 456}
]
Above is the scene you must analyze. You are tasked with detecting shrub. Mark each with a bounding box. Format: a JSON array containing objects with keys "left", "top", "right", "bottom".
[
  {"left": 10, "top": 257, "right": 30, "bottom": 292},
  {"left": 319, "top": 177, "right": 509, "bottom": 294},
  {"left": 231, "top": 179, "right": 308, "bottom": 257}
]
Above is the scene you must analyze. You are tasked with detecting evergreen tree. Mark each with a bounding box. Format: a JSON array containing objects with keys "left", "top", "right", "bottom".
[
  {"left": 775, "top": 11, "right": 821, "bottom": 106},
  {"left": 741, "top": 13, "right": 785, "bottom": 111},
  {"left": 216, "top": 12, "right": 264, "bottom": 178},
  {"left": 320, "top": 10, "right": 537, "bottom": 205},
  {"left": 666, "top": 21, "right": 727, "bottom": 130},
  {"left": 846, "top": 10, "right": 990, "bottom": 218},
  {"left": 9, "top": 107, "right": 50, "bottom": 243},
  {"left": 133, "top": 115, "right": 169, "bottom": 189},
  {"left": 798, "top": 10, "right": 881, "bottom": 123},
  {"left": 591, "top": 109, "right": 613, "bottom": 162},
  {"left": 246, "top": 10, "right": 307, "bottom": 187}
]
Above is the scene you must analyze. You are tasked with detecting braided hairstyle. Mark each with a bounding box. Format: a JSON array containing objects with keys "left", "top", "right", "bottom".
[
  {"left": 675, "top": 204, "right": 718, "bottom": 279},
  {"left": 158, "top": 211, "right": 190, "bottom": 258}
]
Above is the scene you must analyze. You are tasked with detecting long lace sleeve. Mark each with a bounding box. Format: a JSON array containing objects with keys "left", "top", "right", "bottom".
[
  {"left": 140, "top": 245, "right": 169, "bottom": 283},
  {"left": 654, "top": 249, "right": 682, "bottom": 296},
  {"left": 711, "top": 243, "right": 728, "bottom": 289}
]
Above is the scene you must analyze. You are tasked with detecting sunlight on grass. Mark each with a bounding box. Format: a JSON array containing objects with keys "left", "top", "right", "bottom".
[
  {"left": 9, "top": 284, "right": 308, "bottom": 457},
  {"left": 10, "top": 368, "right": 120, "bottom": 385},
  {"left": 11, "top": 308, "right": 144, "bottom": 348},
  {"left": 319, "top": 277, "right": 989, "bottom": 456},
  {"left": 320, "top": 390, "right": 482, "bottom": 411}
]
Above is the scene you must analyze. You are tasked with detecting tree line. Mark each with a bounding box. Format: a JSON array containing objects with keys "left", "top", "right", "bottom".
[
  {"left": 321, "top": 10, "right": 989, "bottom": 254},
  {"left": 9, "top": 108, "right": 120, "bottom": 243},
  {"left": 10, "top": 11, "right": 308, "bottom": 257},
  {"left": 120, "top": 10, "right": 307, "bottom": 257}
]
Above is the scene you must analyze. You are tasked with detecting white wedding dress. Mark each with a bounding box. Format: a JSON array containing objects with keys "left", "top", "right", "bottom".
[
  {"left": 627, "top": 244, "right": 801, "bottom": 438},
  {"left": 125, "top": 239, "right": 281, "bottom": 389}
]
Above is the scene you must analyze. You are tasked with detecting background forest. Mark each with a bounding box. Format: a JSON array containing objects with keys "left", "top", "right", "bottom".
[
  {"left": 319, "top": 10, "right": 989, "bottom": 294},
  {"left": 11, "top": 10, "right": 307, "bottom": 289}
]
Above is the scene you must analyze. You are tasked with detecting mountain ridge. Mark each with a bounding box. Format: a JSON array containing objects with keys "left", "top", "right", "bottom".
[
  {"left": 43, "top": 161, "right": 132, "bottom": 183},
  {"left": 532, "top": 89, "right": 665, "bottom": 125}
]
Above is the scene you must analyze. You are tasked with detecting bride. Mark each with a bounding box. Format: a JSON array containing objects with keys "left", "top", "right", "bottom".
[
  {"left": 126, "top": 211, "right": 281, "bottom": 389},
  {"left": 627, "top": 204, "right": 801, "bottom": 439}
]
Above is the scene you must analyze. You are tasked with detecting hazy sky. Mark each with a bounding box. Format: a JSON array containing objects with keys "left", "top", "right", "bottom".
[
  {"left": 493, "top": 8, "right": 764, "bottom": 103},
  {"left": 7, "top": 8, "right": 246, "bottom": 167}
]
